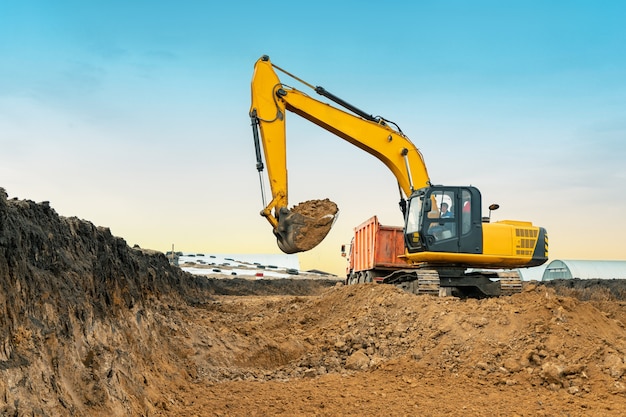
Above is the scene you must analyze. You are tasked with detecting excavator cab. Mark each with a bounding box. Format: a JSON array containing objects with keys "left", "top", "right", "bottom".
[
  {"left": 403, "top": 185, "right": 548, "bottom": 270},
  {"left": 404, "top": 186, "right": 483, "bottom": 256}
]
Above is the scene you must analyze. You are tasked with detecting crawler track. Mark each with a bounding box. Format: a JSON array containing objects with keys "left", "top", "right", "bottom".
[{"left": 498, "top": 271, "right": 523, "bottom": 296}]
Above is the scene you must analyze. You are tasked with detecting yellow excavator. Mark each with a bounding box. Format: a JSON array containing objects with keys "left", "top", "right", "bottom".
[{"left": 249, "top": 55, "right": 548, "bottom": 297}]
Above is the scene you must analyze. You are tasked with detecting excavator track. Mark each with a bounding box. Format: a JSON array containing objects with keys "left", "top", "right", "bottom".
[
  {"left": 381, "top": 269, "right": 440, "bottom": 296},
  {"left": 416, "top": 270, "right": 441, "bottom": 296},
  {"left": 373, "top": 268, "right": 522, "bottom": 298},
  {"left": 498, "top": 271, "right": 523, "bottom": 296}
]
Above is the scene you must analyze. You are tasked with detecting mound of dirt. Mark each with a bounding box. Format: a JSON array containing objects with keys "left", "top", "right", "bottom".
[
  {"left": 202, "top": 277, "right": 339, "bottom": 296},
  {"left": 1, "top": 188, "right": 625, "bottom": 416},
  {"left": 0, "top": 188, "right": 217, "bottom": 416},
  {"left": 189, "top": 282, "right": 626, "bottom": 416},
  {"left": 544, "top": 278, "right": 626, "bottom": 301}
]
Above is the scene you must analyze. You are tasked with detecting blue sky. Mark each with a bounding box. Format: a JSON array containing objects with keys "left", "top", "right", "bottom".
[{"left": 1, "top": 1, "right": 625, "bottom": 275}]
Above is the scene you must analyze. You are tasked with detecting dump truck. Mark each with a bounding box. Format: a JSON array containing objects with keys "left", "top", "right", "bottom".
[{"left": 341, "top": 216, "right": 419, "bottom": 285}]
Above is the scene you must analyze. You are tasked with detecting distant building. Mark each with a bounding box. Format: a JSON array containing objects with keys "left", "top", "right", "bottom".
[
  {"left": 541, "top": 260, "right": 626, "bottom": 281},
  {"left": 516, "top": 264, "right": 547, "bottom": 281}
]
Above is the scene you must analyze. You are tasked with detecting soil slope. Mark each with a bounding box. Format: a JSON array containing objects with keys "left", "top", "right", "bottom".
[{"left": 1, "top": 188, "right": 625, "bottom": 416}]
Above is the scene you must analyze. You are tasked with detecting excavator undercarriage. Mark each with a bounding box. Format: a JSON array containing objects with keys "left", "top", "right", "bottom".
[{"left": 375, "top": 268, "right": 523, "bottom": 298}]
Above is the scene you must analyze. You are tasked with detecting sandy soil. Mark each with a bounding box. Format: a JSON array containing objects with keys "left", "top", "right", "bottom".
[
  {"left": 1, "top": 189, "right": 626, "bottom": 416},
  {"left": 120, "top": 279, "right": 626, "bottom": 417}
]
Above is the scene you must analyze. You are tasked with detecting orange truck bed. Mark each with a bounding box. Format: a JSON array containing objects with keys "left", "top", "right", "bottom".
[{"left": 349, "top": 216, "right": 413, "bottom": 273}]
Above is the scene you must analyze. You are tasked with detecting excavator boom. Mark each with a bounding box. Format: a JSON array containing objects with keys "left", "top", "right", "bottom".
[{"left": 250, "top": 55, "right": 431, "bottom": 253}]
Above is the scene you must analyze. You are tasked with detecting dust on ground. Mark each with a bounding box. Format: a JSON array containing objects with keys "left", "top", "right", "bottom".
[{"left": 1, "top": 188, "right": 626, "bottom": 416}]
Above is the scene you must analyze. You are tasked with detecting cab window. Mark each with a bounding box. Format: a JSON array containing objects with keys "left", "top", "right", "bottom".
[
  {"left": 461, "top": 189, "right": 472, "bottom": 234},
  {"left": 426, "top": 190, "right": 457, "bottom": 240}
]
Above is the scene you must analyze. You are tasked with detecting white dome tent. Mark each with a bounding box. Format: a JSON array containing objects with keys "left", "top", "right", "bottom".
[{"left": 541, "top": 260, "right": 626, "bottom": 281}]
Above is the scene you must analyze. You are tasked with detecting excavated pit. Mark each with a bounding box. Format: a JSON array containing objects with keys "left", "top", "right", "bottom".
[{"left": 1, "top": 187, "right": 626, "bottom": 416}]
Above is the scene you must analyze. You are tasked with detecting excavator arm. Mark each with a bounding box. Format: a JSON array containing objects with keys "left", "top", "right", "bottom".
[{"left": 250, "top": 55, "right": 431, "bottom": 254}]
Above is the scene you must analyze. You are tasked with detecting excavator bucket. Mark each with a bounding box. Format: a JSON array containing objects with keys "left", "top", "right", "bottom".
[{"left": 274, "top": 199, "right": 339, "bottom": 254}]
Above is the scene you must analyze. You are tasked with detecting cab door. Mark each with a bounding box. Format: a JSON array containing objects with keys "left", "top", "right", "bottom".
[{"left": 405, "top": 186, "right": 483, "bottom": 254}]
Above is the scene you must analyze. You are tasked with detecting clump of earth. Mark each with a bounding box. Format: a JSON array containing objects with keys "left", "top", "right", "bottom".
[
  {"left": 274, "top": 198, "right": 338, "bottom": 253},
  {"left": 1, "top": 188, "right": 625, "bottom": 416},
  {"left": 290, "top": 198, "right": 338, "bottom": 250}
]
